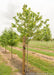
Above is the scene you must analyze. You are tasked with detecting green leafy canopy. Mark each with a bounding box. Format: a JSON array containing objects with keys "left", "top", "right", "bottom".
[{"left": 12, "top": 4, "right": 50, "bottom": 42}]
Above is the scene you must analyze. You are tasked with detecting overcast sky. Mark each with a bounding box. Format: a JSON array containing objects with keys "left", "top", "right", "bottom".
[{"left": 0, "top": 0, "right": 54, "bottom": 38}]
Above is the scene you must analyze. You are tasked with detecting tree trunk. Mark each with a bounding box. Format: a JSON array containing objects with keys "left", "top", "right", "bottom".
[
  {"left": 22, "top": 36, "right": 26, "bottom": 75},
  {"left": 5, "top": 46, "right": 6, "bottom": 53},
  {"left": 27, "top": 43, "right": 28, "bottom": 72},
  {"left": 11, "top": 46, "right": 12, "bottom": 59}
]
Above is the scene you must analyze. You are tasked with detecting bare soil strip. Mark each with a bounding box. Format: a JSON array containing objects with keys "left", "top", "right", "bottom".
[{"left": 13, "top": 47, "right": 54, "bottom": 62}]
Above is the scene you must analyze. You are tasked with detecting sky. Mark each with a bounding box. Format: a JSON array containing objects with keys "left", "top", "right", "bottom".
[{"left": 0, "top": 0, "right": 54, "bottom": 38}]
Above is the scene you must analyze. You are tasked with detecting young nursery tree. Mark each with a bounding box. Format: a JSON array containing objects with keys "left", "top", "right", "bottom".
[
  {"left": 12, "top": 4, "right": 49, "bottom": 75},
  {"left": 0, "top": 29, "right": 8, "bottom": 53},
  {"left": 7, "top": 28, "right": 19, "bottom": 59},
  {"left": 33, "top": 29, "right": 42, "bottom": 41},
  {"left": 42, "top": 24, "right": 51, "bottom": 41}
]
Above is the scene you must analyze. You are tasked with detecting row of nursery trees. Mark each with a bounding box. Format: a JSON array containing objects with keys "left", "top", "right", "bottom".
[
  {"left": 0, "top": 4, "right": 51, "bottom": 75},
  {"left": 0, "top": 28, "right": 19, "bottom": 58}
]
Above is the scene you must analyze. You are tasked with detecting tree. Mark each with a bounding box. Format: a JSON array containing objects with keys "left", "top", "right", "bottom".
[
  {"left": 12, "top": 4, "right": 49, "bottom": 75},
  {"left": 7, "top": 28, "right": 19, "bottom": 59},
  {"left": 0, "top": 29, "right": 8, "bottom": 53},
  {"left": 33, "top": 29, "right": 42, "bottom": 41},
  {"left": 42, "top": 24, "right": 51, "bottom": 41}
]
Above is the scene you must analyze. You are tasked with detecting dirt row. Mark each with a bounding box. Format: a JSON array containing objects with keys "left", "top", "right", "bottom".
[
  {"left": 29, "top": 47, "right": 54, "bottom": 53},
  {"left": 13, "top": 46, "right": 54, "bottom": 62}
]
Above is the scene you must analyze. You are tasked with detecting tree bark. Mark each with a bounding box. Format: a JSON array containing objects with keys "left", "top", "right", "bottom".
[
  {"left": 5, "top": 46, "right": 6, "bottom": 53},
  {"left": 11, "top": 46, "right": 12, "bottom": 59},
  {"left": 27, "top": 42, "right": 28, "bottom": 72},
  {"left": 22, "top": 36, "right": 26, "bottom": 75}
]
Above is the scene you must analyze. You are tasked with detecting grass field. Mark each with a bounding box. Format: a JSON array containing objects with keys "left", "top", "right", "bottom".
[
  {"left": 29, "top": 41, "right": 54, "bottom": 48},
  {"left": 0, "top": 41, "right": 54, "bottom": 75},
  {"left": 16, "top": 43, "right": 54, "bottom": 57},
  {"left": 6, "top": 46, "right": 54, "bottom": 74},
  {"left": 18, "top": 40, "right": 54, "bottom": 49},
  {"left": 0, "top": 55, "right": 12, "bottom": 75}
]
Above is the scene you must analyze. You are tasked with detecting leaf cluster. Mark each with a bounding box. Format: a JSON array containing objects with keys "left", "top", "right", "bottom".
[{"left": 0, "top": 28, "right": 19, "bottom": 47}]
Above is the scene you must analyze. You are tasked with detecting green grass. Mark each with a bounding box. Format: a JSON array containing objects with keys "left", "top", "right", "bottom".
[
  {"left": 16, "top": 45, "right": 54, "bottom": 57},
  {"left": 0, "top": 50, "right": 19, "bottom": 75},
  {"left": 28, "top": 55, "right": 54, "bottom": 73},
  {"left": 0, "top": 63, "right": 12, "bottom": 75},
  {"left": 6, "top": 46, "right": 23, "bottom": 58},
  {"left": 6, "top": 46, "right": 54, "bottom": 73},
  {"left": 34, "top": 46, "right": 54, "bottom": 51},
  {"left": 18, "top": 41, "right": 54, "bottom": 51},
  {"left": 28, "top": 48, "right": 54, "bottom": 57},
  {"left": 29, "top": 41, "right": 54, "bottom": 48},
  {"left": 0, "top": 54, "right": 13, "bottom": 75},
  {"left": 18, "top": 41, "right": 54, "bottom": 48}
]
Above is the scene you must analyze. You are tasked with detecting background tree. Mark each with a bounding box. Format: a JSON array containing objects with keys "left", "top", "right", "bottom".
[
  {"left": 12, "top": 4, "right": 49, "bottom": 75},
  {"left": 7, "top": 28, "right": 19, "bottom": 59},
  {"left": 0, "top": 29, "right": 8, "bottom": 53},
  {"left": 33, "top": 29, "right": 42, "bottom": 41},
  {"left": 42, "top": 24, "right": 51, "bottom": 41}
]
